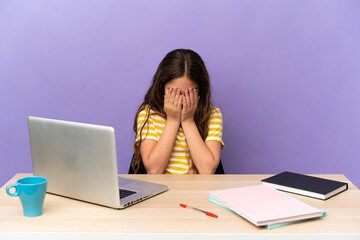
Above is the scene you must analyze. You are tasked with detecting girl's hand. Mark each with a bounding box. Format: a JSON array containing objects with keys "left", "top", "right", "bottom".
[
  {"left": 164, "top": 88, "right": 182, "bottom": 123},
  {"left": 181, "top": 88, "right": 199, "bottom": 124}
]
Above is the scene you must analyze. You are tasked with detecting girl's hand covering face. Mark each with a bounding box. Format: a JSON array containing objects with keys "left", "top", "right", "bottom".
[
  {"left": 181, "top": 87, "right": 199, "bottom": 124},
  {"left": 164, "top": 88, "right": 182, "bottom": 123}
]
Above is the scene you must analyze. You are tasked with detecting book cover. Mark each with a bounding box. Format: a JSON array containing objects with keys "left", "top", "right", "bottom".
[
  {"left": 209, "top": 184, "right": 324, "bottom": 227},
  {"left": 208, "top": 196, "right": 326, "bottom": 229},
  {"left": 261, "top": 171, "right": 348, "bottom": 200}
]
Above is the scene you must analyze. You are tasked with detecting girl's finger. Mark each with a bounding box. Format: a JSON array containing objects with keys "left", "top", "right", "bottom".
[
  {"left": 174, "top": 88, "right": 181, "bottom": 106},
  {"left": 193, "top": 88, "right": 198, "bottom": 97},
  {"left": 178, "top": 95, "right": 183, "bottom": 109},
  {"left": 164, "top": 95, "right": 170, "bottom": 108},
  {"left": 182, "top": 94, "right": 187, "bottom": 111},
  {"left": 185, "top": 89, "right": 191, "bottom": 108},
  {"left": 189, "top": 88, "right": 195, "bottom": 104},
  {"left": 166, "top": 87, "right": 171, "bottom": 97},
  {"left": 194, "top": 88, "right": 199, "bottom": 105},
  {"left": 169, "top": 88, "right": 176, "bottom": 103},
  {"left": 175, "top": 88, "right": 181, "bottom": 99}
]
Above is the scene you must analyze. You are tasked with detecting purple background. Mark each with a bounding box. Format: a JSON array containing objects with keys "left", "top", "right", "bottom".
[{"left": 0, "top": 0, "right": 359, "bottom": 187}]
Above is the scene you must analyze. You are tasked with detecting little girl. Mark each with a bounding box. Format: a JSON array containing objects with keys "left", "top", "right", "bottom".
[{"left": 131, "top": 49, "right": 224, "bottom": 174}]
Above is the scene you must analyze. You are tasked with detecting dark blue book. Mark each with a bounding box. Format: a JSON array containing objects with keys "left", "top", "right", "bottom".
[{"left": 261, "top": 171, "right": 348, "bottom": 200}]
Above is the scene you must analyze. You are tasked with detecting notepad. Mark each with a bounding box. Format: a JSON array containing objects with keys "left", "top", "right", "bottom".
[{"left": 209, "top": 185, "right": 325, "bottom": 227}]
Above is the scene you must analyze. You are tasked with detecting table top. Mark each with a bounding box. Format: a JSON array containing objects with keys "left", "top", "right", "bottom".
[{"left": 1, "top": 173, "right": 359, "bottom": 238}]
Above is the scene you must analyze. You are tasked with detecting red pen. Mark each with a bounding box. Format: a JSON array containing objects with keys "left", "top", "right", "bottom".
[{"left": 180, "top": 203, "right": 218, "bottom": 218}]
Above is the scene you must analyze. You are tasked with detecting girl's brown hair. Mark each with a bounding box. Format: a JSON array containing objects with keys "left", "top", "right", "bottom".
[{"left": 132, "top": 49, "right": 213, "bottom": 173}]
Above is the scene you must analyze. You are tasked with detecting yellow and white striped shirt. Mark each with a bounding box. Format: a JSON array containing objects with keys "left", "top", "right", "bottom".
[{"left": 135, "top": 106, "right": 224, "bottom": 174}]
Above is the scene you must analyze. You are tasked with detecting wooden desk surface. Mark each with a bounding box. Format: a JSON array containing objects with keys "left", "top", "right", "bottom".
[{"left": 0, "top": 174, "right": 359, "bottom": 239}]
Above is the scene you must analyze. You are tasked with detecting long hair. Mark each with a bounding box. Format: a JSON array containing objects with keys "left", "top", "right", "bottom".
[{"left": 132, "top": 49, "right": 213, "bottom": 173}]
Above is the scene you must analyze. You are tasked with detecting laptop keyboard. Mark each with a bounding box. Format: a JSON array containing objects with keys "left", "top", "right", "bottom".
[{"left": 119, "top": 189, "right": 137, "bottom": 199}]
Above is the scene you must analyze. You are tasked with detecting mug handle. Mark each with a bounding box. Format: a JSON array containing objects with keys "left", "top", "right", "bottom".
[{"left": 6, "top": 184, "right": 20, "bottom": 197}]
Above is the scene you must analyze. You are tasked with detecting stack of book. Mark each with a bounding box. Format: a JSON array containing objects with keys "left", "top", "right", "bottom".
[
  {"left": 209, "top": 184, "right": 326, "bottom": 229},
  {"left": 209, "top": 172, "right": 348, "bottom": 229}
]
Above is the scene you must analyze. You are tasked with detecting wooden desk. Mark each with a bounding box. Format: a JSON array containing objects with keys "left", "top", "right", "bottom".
[{"left": 0, "top": 174, "right": 359, "bottom": 240}]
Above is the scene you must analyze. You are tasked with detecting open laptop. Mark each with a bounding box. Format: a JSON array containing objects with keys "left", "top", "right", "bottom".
[{"left": 27, "top": 116, "right": 168, "bottom": 209}]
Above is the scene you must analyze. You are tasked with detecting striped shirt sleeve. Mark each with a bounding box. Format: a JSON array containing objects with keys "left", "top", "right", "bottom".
[
  {"left": 205, "top": 107, "right": 225, "bottom": 148},
  {"left": 135, "top": 108, "right": 160, "bottom": 143}
]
